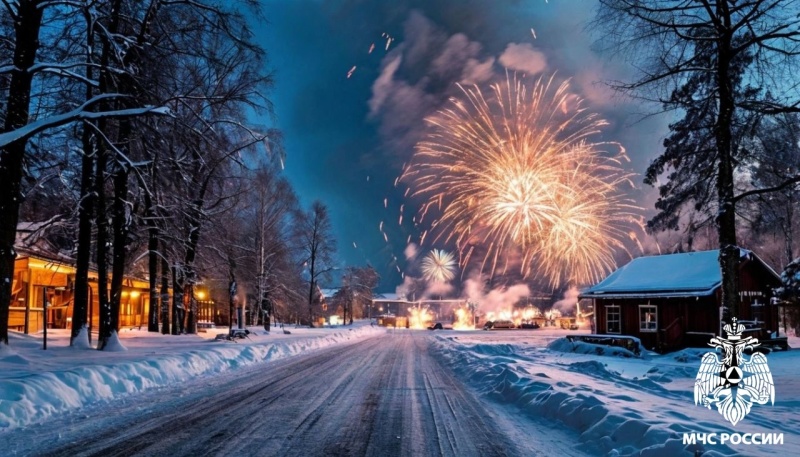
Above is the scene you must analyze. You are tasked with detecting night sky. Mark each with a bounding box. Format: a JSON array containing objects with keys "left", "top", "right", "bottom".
[{"left": 254, "top": 0, "right": 671, "bottom": 292}]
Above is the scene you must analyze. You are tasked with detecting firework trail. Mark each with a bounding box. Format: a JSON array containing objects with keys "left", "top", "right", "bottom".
[
  {"left": 402, "top": 74, "right": 638, "bottom": 288},
  {"left": 421, "top": 249, "right": 456, "bottom": 283}
]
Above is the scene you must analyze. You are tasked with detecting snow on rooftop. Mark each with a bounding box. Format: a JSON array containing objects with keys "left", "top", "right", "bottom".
[
  {"left": 583, "top": 250, "right": 725, "bottom": 296},
  {"left": 319, "top": 288, "right": 339, "bottom": 299},
  {"left": 373, "top": 293, "right": 400, "bottom": 301}
]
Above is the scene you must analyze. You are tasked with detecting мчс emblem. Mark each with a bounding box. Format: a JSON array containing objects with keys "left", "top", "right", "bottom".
[{"left": 694, "top": 318, "right": 775, "bottom": 426}]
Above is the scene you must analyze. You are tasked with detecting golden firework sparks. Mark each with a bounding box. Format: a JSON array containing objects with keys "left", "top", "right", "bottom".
[
  {"left": 421, "top": 249, "right": 457, "bottom": 282},
  {"left": 402, "top": 74, "right": 638, "bottom": 288}
]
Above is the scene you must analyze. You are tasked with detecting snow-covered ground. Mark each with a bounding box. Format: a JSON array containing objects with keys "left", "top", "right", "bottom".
[
  {"left": 0, "top": 323, "right": 384, "bottom": 429},
  {"left": 1, "top": 324, "right": 798, "bottom": 456},
  {"left": 431, "top": 328, "right": 800, "bottom": 456}
]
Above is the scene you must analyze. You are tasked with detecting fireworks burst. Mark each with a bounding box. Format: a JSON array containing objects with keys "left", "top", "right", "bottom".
[
  {"left": 402, "top": 74, "right": 638, "bottom": 288},
  {"left": 421, "top": 249, "right": 456, "bottom": 283}
]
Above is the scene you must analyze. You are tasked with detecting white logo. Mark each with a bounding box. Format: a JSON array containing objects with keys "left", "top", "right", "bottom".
[{"left": 695, "top": 318, "right": 775, "bottom": 426}]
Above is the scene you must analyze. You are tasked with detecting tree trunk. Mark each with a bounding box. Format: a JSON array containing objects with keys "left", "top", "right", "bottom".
[
  {"left": 94, "top": 0, "right": 124, "bottom": 351},
  {"left": 109, "top": 165, "right": 130, "bottom": 333},
  {"left": 263, "top": 297, "right": 270, "bottom": 332},
  {"left": 172, "top": 265, "right": 184, "bottom": 334},
  {"left": 182, "top": 194, "right": 204, "bottom": 334},
  {"left": 0, "top": 0, "right": 44, "bottom": 345},
  {"left": 160, "top": 246, "right": 170, "bottom": 334},
  {"left": 308, "top": 279, "right": 315, "bottom": 327},
  {"left": 71, "top": 6, "right": 97, "bottom": 345},
  {"left": 228, "top": 262, "right": 236, "bottom": 332},
  {"left": 95, "top": 135, "right": 111, "bottom": 349},
  {"left": 146, "top": 193, "right": 159, "bottom": 332},
  {"left": 186, "top": 283, "right": 195, "bottom": 332},
  {"left": 72, "top": 125, "right": 95, "bottom": 345},
  {"left": 715, "top": 3, "right": 739, "bottom": 324},
  {"left": 185, "top": 285, "right": 196, "bottom": 334},
  {"left": 785, "top": 193, "right": 795, "bottom": 267}
]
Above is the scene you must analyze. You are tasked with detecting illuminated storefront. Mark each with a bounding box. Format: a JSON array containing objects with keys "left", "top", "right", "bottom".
[{"left": 9, "top": 252, "right": 150, "bottom": 334}]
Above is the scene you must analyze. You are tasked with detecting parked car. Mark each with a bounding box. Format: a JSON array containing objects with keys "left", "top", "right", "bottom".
[
  {"left": 490, "top": 319, "right": 516, "bottom": 329},
  {"left": 520, "top": 321, "right": 540, "bottom": 329},
  {"left": 428, "top": 322, "right": 443, "bottom": 330}
]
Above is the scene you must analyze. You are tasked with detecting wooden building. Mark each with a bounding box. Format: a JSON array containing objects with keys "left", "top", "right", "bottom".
[
  {"left": 9, "top": 250, "right": 151, "bottom": 334},
  {"left": 579, "top": 249, "right": 783, "bottom": 352}
]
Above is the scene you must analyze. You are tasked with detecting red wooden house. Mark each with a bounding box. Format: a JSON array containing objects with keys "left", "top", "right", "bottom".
[{"left": 579, "top": 249, "right": 784, "bottom": 352}]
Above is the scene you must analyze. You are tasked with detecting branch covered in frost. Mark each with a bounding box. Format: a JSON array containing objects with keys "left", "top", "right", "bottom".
[{"left": 0, "top": 94, "right": 172, "bottom": 147}]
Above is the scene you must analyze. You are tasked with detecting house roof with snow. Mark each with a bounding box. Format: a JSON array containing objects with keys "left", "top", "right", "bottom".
[
  {"left": 580, "top": 249, "right": 780, "bottom": 300},
  {"left": 319, "top": 288, "right": 340, "bottom": 300},
  {"left": 372, "top": 293, "right": 402, "bottom": 302}
]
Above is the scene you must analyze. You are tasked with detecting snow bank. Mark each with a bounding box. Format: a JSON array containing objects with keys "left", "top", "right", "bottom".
[
  {"left": 0, "top": 325, "right": 383, "bottom": 429},
  {"left": 431, "top": 336, "right": 740, "bottom": 457},
  {"left": 547, "top": 337, "right": 641, "bottom": 358}
]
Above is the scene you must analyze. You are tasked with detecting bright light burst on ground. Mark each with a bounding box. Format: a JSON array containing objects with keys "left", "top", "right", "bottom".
[
  {"left": 409, "top": 305, "right": 434, "bottom": 329},
  {"left": 452, "top": 306, "right": 475, "bottom": 330},
  {"left": 402, "top": 74, "right": 638, "bottom": 288},
  {"left": 421, "top": 249, "right": 457, "bottom": 282}
]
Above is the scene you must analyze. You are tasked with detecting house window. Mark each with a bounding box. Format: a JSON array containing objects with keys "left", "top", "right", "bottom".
[
  {"left": 639, "top": 305, "right": 657, "bottom": 332},
  {"left": 750, "top": 299, "right": 764, "bottom": 324},
  {"left": 606, "top": 305, "right": 620, "bottom": 334}
]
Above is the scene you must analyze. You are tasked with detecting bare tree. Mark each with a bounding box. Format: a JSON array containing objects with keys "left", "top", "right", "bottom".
[
  {"left": 0, "top": 0, "right": 167, "bottom": 346},
  {"left": 245, "top": 164, "right": 298, "bottom": 331},
  {"left": 298, "top": 201, "right": 336, "bottom": 326},
  {"left": 91, "top": 0, "right": 271, "bottom": 341},
  {"left": 340, "top": 265, "right": 379, "bottom": 323},
  {"left": 0, "top": 0, "right": 278, "bottom": 347},
  {"left": 595, "top": 0, "right": 800, "bottom": 319}
]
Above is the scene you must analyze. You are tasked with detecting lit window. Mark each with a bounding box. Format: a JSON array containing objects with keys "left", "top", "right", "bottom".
[
  {"left": 606, "top": 305, "right": 620, "bottom": 334},
  {"left": 639, "top": 305, "right": 657, "bottom": 332}
]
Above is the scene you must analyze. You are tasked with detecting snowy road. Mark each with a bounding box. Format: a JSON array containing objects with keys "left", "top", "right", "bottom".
[{"left": 1, "top": 331, "right": 586, "bottom": 457}]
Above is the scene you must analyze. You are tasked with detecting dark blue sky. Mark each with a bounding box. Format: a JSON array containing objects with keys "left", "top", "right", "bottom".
[{"left": 254, "top": 0, "right": 670, "bottom": 292}]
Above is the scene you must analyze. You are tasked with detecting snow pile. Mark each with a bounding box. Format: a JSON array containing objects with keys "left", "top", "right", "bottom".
[
  {"left": 670, "top": 348, "right": 711, "bottom": 363},
  {"left": 547, "top": 337, "right": 641, "bottom": 358},
  {"left": 431, "top": 336, "right": 747, "bottom": 456},
  {"left": 0, "top": 325, "right": 383, "bottom": 429}
]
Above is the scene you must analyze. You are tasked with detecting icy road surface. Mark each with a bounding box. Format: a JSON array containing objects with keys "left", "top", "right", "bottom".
[{"left": 1, "top": 331, "right": 588, "bottom": 457}]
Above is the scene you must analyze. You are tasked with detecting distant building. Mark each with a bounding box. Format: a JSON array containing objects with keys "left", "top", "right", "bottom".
[
  {"left": 370, "top": 295, "right": 467, "bottom": 322},
  {"left": 579, "top": 249, "right": 784, "bottom": 352}
]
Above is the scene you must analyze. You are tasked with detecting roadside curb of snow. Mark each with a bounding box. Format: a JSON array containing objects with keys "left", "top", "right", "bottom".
[
  {"left": 0, "top": 326, "right": 384, "bottom": 430},
  {"left": 430, "top": 336, "right": 734, "bottom": 457}
]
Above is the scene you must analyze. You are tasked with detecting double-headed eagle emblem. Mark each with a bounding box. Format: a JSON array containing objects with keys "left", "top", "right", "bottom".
[{"left": 695, "top": 318, "right": 775, "bottom": 426}]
